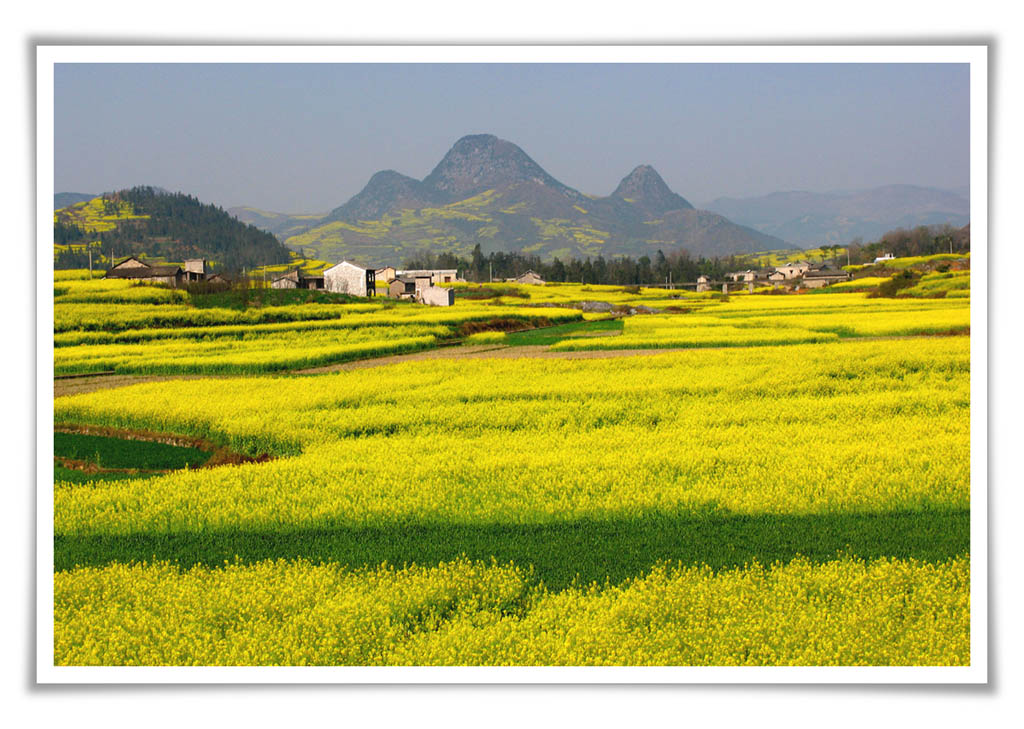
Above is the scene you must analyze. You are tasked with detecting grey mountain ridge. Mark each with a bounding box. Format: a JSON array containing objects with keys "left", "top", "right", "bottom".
[
  {"left": 703, "top": 185, "right": 969, "bottom": 247},
  {"left": 233, "top": 134, "right": 784, "bottom": 263}
]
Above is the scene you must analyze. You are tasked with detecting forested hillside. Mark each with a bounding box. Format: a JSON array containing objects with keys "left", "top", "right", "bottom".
[{"left": 54, "top": 187, "right": 292, "bottom": 271}]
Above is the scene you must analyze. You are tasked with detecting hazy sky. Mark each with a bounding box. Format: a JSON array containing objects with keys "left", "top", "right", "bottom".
[{"left": 54, "top": 63, "right": 969, "bottom": 213}]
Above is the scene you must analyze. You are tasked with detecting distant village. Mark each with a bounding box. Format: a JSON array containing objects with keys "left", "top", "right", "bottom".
[
  {"left": 104, "top": 251, "right": 869, "bottom": 304},
  {"left": 702, "top": 259, "right": 857, "bottom": 293}
]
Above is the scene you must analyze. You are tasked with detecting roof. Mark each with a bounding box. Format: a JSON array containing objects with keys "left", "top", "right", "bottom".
[
  {"left": 324, "top": 260, "right": 371, "bottom": 273},
  {"left": 106, "top": 265, "right": 181, "bottom": 279},
  {"left": 109, "top": 256, "right": 150, "bottom": 270},
  {"left": 273, "top": 269, "right": 322, "bottom": 282},
  {"left": 803, "top": 268, "right": 849, "bottom": 278}
]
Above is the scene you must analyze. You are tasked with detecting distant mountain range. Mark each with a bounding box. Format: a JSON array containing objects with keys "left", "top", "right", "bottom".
[
  {"left": 703, "top": 185, "right": 969, "bottom": 248},
  {"left": 229, "top": 134, "right": 784, "bottom": 265}
]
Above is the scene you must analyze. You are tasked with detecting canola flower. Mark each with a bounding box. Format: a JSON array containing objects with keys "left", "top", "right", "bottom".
[
  {"left": 54, "top": 555, "right": 969, "bottom": 666},
  {"left": 51, "top": 281, "right": 972, "bottom": 667},
  {"left": 55, "top": 337, "right": 969, "bottom": 535},
  {"left": 550, "top": 296, "right": 969, "bottom": 351}
]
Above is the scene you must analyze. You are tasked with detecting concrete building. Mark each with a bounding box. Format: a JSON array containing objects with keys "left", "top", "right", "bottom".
[
  {"left": 419, "top": 285, "right": 454, "bottom": 307},
  {"left": 324, "top": 261, "right": 376, "bottom": 297},
  {"left": 696, "top": 275, "right": 711, "bottom": 293}
]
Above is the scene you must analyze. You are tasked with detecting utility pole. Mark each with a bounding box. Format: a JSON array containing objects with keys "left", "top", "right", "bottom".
[
  {"left": 88, "top": 247, "right": 92, "bottom": 276},
  {"left": 489, "top": 262, "right": 492, "bottom": 283}
]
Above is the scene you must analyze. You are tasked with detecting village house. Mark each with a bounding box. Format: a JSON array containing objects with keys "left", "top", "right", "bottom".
[
  {"left": 512, "top": 270, "right": 546, "bottom": 286},
  {"left": 387, "top": 276, "right": 422, "bottom": 300},
  {"left": 801, "top": 267, "right": 852, "bottom": 289},
  {"left": 387, "top": 275, "right": 453, "bottom": 306},
  {"left": 270, "top": 269, "right": 325, "bottom": 290},
  {"left": 394, "top": 268, "right": 458, "bottom": 285},
  {"left": 874, "top": 253, "right": 895, "bottom": 264},
  {"left": 774, "top": 260, "right": 812, "bottom": 279},
  {"left": 105, "top": 257, "right": 184, "bottom": 287},
  {"left": 726, "top": 269, "right": 773, "bottom": 283},
  {"left": 375, "top": 266, "right": 397, "bottom": 283},
  {"left": 183, "top": 259, "right": 209, "bottom": 282},
  {"left": 324, "top": 261, "right": 376, "bottom": 296},
  {"left": 696, "top": 274, "right": 711, "bottom": 292}
]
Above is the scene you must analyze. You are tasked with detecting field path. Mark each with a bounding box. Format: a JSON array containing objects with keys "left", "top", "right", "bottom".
[
  {"left": 294, "top": 344, "right": 694, "bottom": 373},
  {"left": 54, "top": 333, "right": 959, "bottom": 397}
]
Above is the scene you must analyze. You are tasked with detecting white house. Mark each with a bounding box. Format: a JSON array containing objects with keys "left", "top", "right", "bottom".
[
  {"left": 873, "top": 253, "right": 895, "bottom": 264},
  {"left": 323, "top": 260, "right": 376, "bottom": 297}
]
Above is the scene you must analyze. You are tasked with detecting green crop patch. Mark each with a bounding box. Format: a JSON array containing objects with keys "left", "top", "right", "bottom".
[{"left": 54, "top": 432, "right": 211, "bottom": 472}]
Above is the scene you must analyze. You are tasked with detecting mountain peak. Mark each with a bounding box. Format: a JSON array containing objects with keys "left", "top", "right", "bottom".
[
  {"left": 612, "top": 165, "right": 693, "bottom": 213},
  {"left": 324, "top": 169, "right": 440, "bottom": 224},
  {"left": 423, "top": 134, "right": 576, "bottom": 201}
]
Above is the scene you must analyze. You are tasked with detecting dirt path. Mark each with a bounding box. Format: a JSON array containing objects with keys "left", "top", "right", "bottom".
[{"left": 54, "top": 374, "right": 213, "bottom": 399}]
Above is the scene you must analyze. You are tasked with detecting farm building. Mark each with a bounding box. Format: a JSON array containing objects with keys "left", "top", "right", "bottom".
[
  {"left": 183, "top": 259, "right": 208, "bottom": 282},
  {"left": 696, "top": 275, "right": 711, "bottom": 292},
  {"left": 388, "top": 276, "right": 419, "bottom": 300},
  {"left": 774, "top": 260, "right": 812, "bottom": 279},
  {"left": 324, "top": 261, "right": 376, "bottom": 296},
  {"left": 395, "top": 268, "right": 458, "bottom": 285},
  {"left": 513, "top": 270, "right": 546, "bottom": 285},
  {"left": 874, "top": 253, "right": 895, "bottom": 264},
  {"left": 271, "top": 269, "right": 325, "bottom": 290},
  {"left": 801, "top": 268, "right": 852, "bottom": 289},
  {"left": 726, "top": 269, "right": 773, "bottom": 283},
  {"left": 388, "top": 275, "right": 452, "bottom": 305},
  {"left": 105, "top": 258, "right": 184, "bottom": 287},
  {"left": 375, "top": 266, "right": 397, "bottom": 282}
]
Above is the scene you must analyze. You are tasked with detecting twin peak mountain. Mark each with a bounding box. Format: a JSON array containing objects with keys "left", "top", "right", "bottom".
[{"left": 235, "top": 134, "right": 782, "bottom": 264}]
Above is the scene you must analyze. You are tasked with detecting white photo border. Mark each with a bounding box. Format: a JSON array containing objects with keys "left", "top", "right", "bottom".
[{"left": 36, "top": 43, "right": 988, "bottom": 684}]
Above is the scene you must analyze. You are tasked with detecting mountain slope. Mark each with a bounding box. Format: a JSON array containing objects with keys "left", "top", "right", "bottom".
[
  {"left": 275, "top": 134, "right": 782, "bottom": 265},
  {"left": 704, "top": 185, "right": 970, "bottom": 247},
  {"left": 55, "top": 187, "right": 292, "bottom": 270},
  {"left": 227, "top": 207, "right": 328, "bottom": 241}
]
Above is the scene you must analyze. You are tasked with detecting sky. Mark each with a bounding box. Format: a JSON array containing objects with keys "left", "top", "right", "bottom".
[{"left": 54, "top": 63, "right": 970, "bottom": 213}]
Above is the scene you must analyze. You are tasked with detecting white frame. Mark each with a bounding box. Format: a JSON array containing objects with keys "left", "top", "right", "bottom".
[{"left": 37, "top": 44, "right": 988, "bottom": 684}]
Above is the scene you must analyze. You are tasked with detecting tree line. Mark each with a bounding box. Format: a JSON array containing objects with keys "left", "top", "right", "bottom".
[{"left": 402, "top": 223, "right": 971, "bottom": 285}]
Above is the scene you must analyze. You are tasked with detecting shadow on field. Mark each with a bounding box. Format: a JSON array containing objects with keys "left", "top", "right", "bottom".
[{"left": 54, "top": 509, "right": 969, "bottom": 590}]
